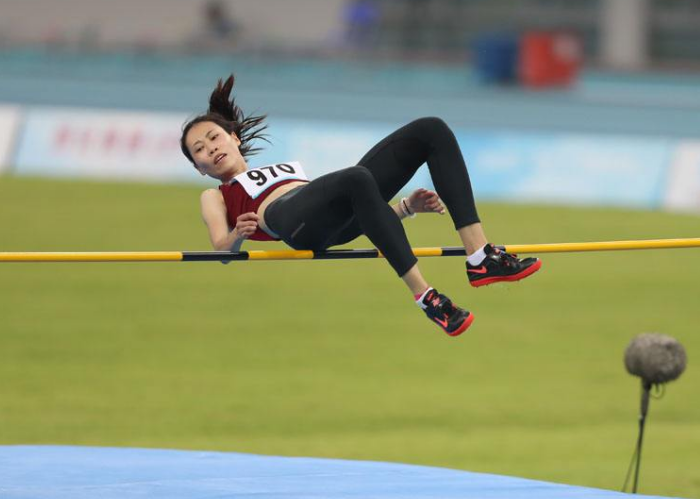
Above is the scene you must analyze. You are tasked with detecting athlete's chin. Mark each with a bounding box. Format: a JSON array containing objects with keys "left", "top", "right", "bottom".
[
  {"left": 231, "top": 164, "right": 247, "bottom": 176},
  {"left": 211, "top": 164, "right": 237, "bottom": 179}
]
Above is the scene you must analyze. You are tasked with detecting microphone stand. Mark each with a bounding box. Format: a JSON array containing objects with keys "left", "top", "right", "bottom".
[
  {"left": 632, "top": 380, "right": 652, "bottom": 494},
  {"left": 623, "top": 380, "right": 652, "bottom": 493}
]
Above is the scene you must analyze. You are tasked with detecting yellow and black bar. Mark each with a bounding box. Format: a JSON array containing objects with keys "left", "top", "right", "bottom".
[{"left": 1, "top": 238, "right": 699, "bottom": 263}]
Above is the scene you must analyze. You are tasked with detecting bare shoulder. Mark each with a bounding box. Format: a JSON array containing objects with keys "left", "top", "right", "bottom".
[
  {"left": 200, "top": 188, "right": 225, "bottom": 209},
  {"left": 200, "top": 188, "right": 226, "bottom": 220},
  {"left": 201, "top": 188, "right": 223, "bottom": 202}
]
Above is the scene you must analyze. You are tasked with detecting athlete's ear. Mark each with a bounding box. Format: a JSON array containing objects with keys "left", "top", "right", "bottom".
[
  {"left": 231, "top": 132, "right": 241, "bottom": 146},
  {"left": 194, "top": 163, "right": 207, "bottom": 176}
]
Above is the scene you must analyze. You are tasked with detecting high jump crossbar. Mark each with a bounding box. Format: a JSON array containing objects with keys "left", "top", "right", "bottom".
[{"left": 1, "top": 238, "right": 699, "bottom": 263}]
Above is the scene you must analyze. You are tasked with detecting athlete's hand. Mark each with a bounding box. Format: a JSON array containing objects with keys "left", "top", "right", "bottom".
[
  {"left": 234, "top": 212, "right": 259, "bottom": 240},
  {"left": 408, "top": 188, "right": 445, "bottom": 215}
]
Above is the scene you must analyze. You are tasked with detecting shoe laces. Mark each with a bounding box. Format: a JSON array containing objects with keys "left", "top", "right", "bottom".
[
  {"left": 430, "top": 293, "right": 455, "bottom": 318},
  {"left": 497, "top": 250, "right": 520, "bottom": 267}
]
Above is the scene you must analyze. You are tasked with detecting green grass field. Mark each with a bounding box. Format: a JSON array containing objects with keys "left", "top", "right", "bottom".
[{"left": 1, "top": 176, "right": 699, "bottom": 498}]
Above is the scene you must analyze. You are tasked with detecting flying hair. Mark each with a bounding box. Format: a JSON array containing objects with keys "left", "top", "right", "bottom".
[{"left": 181, "top": 74, "right": 269, "bottom": 163}]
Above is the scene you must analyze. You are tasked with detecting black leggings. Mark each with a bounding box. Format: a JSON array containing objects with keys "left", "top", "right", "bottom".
[{"left": 264, "top": 117, "right": 480, "bottom": 277}]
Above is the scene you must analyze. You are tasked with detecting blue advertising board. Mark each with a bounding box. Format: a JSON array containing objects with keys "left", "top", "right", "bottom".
[{"left": 11, "top": 108, "right": 680, "bottom": 211}]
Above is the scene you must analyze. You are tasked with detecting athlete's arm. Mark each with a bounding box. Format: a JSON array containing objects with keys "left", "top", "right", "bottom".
[
  {"left": 409, "top": 188, "right": 445, "bottom": 214},
  {"left": 392, "top": 202, "right": 408, "bottom": 219},
  {"left": 200, "top": 189, "right": 258, "bottom": 251},
  {"left": 391, "top": 188, "right": 446, "bottom": 219}
]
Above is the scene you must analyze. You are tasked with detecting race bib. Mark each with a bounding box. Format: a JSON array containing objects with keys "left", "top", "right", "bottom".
[{"left": 234, "top": 161, "right": 308, "bottom": 199}]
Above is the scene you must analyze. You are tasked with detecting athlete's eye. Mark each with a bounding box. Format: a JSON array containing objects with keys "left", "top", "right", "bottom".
[
  {"left": 212, "top": 134, "right": 219, "bottom": 140},
  {"left": 195, "top": 147, "right": 203, "bottom": 153}
]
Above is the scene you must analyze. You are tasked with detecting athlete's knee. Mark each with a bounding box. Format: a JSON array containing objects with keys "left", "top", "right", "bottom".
[
  {"left": 341, "top": 166, "right": 377, "bottom": 191},
  {"left": 418, "top": 116, "right": 448, "bottom": 128},
  {"left": 412, "top": 116, "right": 454, "bottom": 141}
]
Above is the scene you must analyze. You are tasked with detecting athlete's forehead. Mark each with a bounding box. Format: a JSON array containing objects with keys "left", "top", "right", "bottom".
[{"left": 186, "top": 122, "right": 225, "bottom": 148}]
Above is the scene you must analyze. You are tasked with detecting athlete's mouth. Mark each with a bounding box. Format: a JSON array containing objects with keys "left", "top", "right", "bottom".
[{"left": 214, "top": 153, "right": 226, "bottom": 165}]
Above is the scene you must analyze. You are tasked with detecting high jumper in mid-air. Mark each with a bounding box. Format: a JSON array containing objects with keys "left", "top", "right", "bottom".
[{"left": 180, "top": 75, "right": 542, "bottom": 337}]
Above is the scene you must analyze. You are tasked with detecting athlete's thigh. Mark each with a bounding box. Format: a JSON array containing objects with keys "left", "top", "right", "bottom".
[
  {"left": 357, "top": 121, "right": 431, "bottom": 200},
  {"left": 268, "top": 170, "right": 354, "bottom": 249}
]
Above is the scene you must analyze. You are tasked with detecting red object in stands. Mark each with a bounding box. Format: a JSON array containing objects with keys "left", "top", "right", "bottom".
[{"left": 519, "top": 32, "right": 581, "bottom": 88}]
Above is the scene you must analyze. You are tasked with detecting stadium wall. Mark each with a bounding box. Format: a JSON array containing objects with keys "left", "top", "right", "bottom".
[
  {"left": 1, "top": 0, "right": 345, "bottom": 49},
  {"left": 3, "top": 104, "right": 700, "bottom": 214}
]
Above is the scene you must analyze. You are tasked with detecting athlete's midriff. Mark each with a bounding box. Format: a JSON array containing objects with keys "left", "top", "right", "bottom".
[{"left": 219, "top": 180, "right": 307, "bottom": 241}]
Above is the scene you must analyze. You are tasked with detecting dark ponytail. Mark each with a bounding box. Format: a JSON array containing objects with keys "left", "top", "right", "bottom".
[{"left": 181, "top": 75, "right": 269, "bottom": 163}]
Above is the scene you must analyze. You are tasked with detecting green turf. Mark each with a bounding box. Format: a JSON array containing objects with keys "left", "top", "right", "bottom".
[{"left": 1, "top": 175, "right": 699, "bottom": 498}]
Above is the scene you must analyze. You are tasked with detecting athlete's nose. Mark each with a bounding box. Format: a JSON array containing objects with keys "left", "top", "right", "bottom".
[{"left": 208, "top": 145, "right": 218, "bottom": 156}]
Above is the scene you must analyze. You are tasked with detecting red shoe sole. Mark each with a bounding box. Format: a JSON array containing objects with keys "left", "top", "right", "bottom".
[
  {"left": 447, "top": 312, "right": 474, "bottom": 337},
  {"left": 469, "top": 259, "right": 543, "bottom": 288}
]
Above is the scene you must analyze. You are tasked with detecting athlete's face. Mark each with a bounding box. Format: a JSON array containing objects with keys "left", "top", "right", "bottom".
[{"left": 186, "top": 121, "right": 247, "bottom": 182}]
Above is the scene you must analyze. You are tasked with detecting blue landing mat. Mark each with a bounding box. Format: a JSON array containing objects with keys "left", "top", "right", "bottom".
[{"left": 0, "top": 446, "right": 674, "bottom": 499}]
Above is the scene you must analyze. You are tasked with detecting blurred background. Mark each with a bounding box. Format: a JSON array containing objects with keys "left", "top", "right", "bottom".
[
  {"left": 1, "top": 0, "right": 699, "bottom": 210},
  {"left": 1, "top": 1, "right": 699, "bottom": 498}
]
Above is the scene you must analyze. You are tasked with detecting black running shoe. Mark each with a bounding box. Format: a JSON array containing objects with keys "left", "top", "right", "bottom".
[
  {"left": 466, "top": 244, "right": 542, "bottom": 288},
  {"left": 421, "top": 288, "right": 474, "bottom": 336}
]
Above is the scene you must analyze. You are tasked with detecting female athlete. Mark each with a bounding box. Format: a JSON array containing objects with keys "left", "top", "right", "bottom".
[{"left": 181, "top": 75, "right": 541, "bottom": 337}]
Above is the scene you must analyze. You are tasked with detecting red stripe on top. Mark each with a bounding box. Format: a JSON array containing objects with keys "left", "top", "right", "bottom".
[{"left": 219, "top": 179, "right": 304, "bottom": 242}]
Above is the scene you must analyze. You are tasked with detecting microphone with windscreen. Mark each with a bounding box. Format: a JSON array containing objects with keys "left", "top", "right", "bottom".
[
  {"left": 625, "top": 333, "right": 687, "bottom": 386},
  {"left": 622, "top": 333, "right": 687, "bottom": 494}
]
